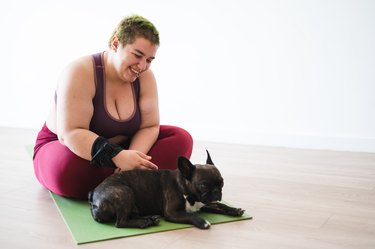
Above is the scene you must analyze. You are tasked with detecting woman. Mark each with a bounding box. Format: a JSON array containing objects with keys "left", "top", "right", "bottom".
[{"left": 33, "top": 15, "right": 193, "bottom": 199}]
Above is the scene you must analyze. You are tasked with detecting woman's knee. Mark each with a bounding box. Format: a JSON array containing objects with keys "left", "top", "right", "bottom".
[
  {"left": 159, "top": 125, "right": 193, "bottom": 158},
  {"left": 33, "top": 142, "right": 112, "bottom": 199},
  {"left": 176, "top": 127, "right": 193, "bottom": 156}
]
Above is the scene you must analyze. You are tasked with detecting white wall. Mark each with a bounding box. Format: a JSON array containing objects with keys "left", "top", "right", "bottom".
[{"left": 1, "top": 0, "right": 374, "bottom": 152}]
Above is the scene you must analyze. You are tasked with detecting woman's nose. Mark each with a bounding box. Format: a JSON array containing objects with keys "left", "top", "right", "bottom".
[{"left": 137, "top": 59, "right": 147, "bottom": 71}]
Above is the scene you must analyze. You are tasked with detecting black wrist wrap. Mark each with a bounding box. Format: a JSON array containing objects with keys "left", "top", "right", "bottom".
[{"left": 90, "top": 137, "right": 122, "bottom": 169}]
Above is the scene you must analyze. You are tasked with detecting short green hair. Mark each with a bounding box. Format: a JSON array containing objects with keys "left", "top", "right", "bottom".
[{"left": 108, "top": 15, "right": 160, "bottom": 47}]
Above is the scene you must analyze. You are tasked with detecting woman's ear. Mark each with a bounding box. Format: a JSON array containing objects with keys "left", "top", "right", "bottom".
[{"left": 111, "top": 36, "right": 119, "bottom": 52}]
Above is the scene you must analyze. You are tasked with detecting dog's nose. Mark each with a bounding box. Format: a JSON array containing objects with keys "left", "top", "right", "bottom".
[{"left": 212, "top": 189, "right": 222, "bottom": 201}]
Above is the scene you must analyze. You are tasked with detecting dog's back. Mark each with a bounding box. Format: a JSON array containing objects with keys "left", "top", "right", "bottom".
[
  {"left": 89, "top": 169, "right": 179, "bottom": 223},
  {"left": 116, "top": 169, "right": 179, "bottom": 215}
]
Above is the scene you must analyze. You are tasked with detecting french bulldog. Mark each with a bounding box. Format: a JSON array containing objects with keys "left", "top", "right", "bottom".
[{"left": 88, "top": 150, "right": 245, "bottom": 229}]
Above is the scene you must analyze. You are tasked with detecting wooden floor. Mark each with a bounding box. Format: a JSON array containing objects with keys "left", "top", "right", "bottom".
[{"left": 1, "top": 126, "right": 374, "bottom": 249}]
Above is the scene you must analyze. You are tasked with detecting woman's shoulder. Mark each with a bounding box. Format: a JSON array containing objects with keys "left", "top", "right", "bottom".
[
  {"left": 64, "top": 54, "right": 95, "bottom": 74},
  {"left": 138, "top": 69, "right": 158, "bottom": 97},
  {"left": 58, "top": 54, "right": 97, "bottom": 91},
  {"left": 139, "top": 69, "right": 156, "bottom": 86}
]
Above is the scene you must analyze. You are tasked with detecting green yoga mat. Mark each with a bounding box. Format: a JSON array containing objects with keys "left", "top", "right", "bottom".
[{"left": 27, "top": 145, "right": 252, "bottom": 244}]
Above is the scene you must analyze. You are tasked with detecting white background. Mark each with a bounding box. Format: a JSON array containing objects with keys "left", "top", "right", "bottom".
[{"left": 1, "top": 0, "right": 374, "bottom": 152}]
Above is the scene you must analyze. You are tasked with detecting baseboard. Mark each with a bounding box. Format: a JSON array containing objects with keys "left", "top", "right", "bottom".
[{"left": 197, "top": 131, "right": 375, "bottom": 153}]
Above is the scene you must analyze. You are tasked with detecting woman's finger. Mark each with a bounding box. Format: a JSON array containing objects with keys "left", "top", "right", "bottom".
[
  {"left": 136, "top": 151, "right": 152, "bottom": 160},
  {"left": 143, "top": 160, "right": 158, "bottom": 170}
]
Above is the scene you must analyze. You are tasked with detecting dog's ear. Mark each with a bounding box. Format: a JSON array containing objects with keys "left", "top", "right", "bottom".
[
  {"left": 206, "top": 150, "right": 214, "bottom": 165},
  {"left": 178, "top": 156, "right": 196, "bottom": 181}
]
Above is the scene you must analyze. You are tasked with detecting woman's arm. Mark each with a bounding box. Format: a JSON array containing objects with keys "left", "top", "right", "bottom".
[
  {"left": 55, "top": 57, "right": 98, "bottom": 160},
  {"left": 128, "top": 69, "right": 160, "bottom": 153},
  {"left": 112, "top": 69, "right": 160, "bottom": 171}
]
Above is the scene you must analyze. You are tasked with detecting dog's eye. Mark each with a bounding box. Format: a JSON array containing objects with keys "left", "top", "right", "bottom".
[{"left": 199, "top": 184, "right": 208, "bottom": 191}]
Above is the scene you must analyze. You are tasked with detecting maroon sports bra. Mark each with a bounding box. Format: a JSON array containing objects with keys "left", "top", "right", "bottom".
[{"left": 89, "top": 52, "right": 141, "bottom": 138}]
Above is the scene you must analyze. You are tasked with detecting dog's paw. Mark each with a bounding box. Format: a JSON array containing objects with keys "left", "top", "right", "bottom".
[
  {"left": 148, "top": 215, "right": 160, "bottom": 226},
  {"left": 202, "top": 220, "right": 211, "bottom": 229},
  {"left": 228, "top": 208, "right": 245, "bottom": 216},
  {"left": 137, "top": 216, "right": 160, "bottom": 228},
  {"left": 195, "top": 219, "right": 211, "bottom": 229},
  {"left": 115, "top": 216, "right": 161, "bottom": 228}
]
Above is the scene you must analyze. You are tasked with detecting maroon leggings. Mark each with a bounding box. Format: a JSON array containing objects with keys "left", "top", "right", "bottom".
[{"left": 33, "top": 124, "right": 193, "bottom": 199}]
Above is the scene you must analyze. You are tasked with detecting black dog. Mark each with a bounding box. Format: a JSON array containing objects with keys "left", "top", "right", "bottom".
[{"left": 88, "top": 151, "right": 244, "bottom": 229}]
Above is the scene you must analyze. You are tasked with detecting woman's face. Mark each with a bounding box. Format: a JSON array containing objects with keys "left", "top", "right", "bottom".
[{"left": 112, "top": 37, "right": 158, "bottom": 83}]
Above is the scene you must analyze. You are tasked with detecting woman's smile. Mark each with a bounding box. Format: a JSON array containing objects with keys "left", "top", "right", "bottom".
[{"left": 130, "top": 67, "right": 141, "bottom": 77}]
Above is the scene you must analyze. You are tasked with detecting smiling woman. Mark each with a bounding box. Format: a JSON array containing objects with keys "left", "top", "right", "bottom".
[
  {"left": 108, "top": 37, "right": 157, "bottom": 84},
  {"left": 32, "top": 15, "right": 193, "bottom": 200}
]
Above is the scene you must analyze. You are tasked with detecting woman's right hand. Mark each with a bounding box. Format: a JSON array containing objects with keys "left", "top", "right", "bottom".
[{"left": 112, "top": 150, "right": 158, "bottom": 172}]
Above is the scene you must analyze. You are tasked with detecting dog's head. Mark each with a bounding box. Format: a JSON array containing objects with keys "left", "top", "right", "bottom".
[{"left": 178, "top": 150, "right": 224, "bottom": 204}]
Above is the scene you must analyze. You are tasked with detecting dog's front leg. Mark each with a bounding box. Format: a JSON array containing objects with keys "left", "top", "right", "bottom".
[
  {"left": 165, "top": 211, "right": 211, "bottom": 229},
  {"left": 201, "top": 202, "right": 245, "bottom": 216}
]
